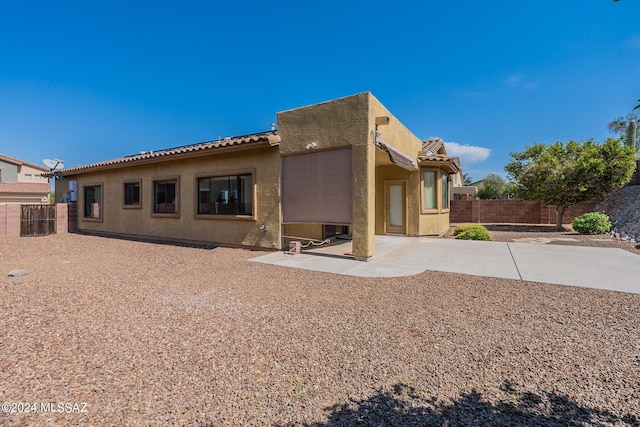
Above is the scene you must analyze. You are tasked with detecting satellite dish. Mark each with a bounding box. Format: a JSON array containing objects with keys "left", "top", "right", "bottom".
[
  {"left": 43, "top": 158, "right": 65, "bottom": 181},
  {"left": 43, "top": 158, "right": 64, "bottom": 170}
]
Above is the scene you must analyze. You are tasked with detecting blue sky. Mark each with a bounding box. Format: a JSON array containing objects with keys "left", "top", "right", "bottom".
[{"left": 1, "top": 0, "right": 639, "bottom": 181}]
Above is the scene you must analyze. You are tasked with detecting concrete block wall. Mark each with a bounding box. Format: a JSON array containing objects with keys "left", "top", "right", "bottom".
[
  {"left": 67, "top": 203, "right": 78, "bottom": 233},
  {"left": 0, "top": 204, "right": 70, "bottom": 237},
  {"left": 450, "top": 198, "right": 602, "bottom": 225},
  {"left": 1, "top": 204, "right": 21, "bottom": 237},
  {"left": 56, "top": 204, "right": 68, "bottom": 234}
]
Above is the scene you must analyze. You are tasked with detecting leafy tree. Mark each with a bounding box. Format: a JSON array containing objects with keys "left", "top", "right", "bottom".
[
  {"left": 607, "top": 112, "right": 637, "bottom": 141},
  {"left": 477, "top": 174, "right": 509, "bottom": 199},
  {"left": 608, "top": 112, "right": 638, "bottom": 158},
  {"left": 505, "top": 138, "right": 635, "bottom": 229},
  {"left": 463, "top": 172, "right": 474, "bottom": 186}
]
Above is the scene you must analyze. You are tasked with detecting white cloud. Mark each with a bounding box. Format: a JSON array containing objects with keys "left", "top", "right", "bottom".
[
  {"left": 506, "top": 74, "right": 537, "bottom": 90},
  {"left": 507, "top": 74, "right": 523, "bottom": 87},
  {"left": 443, "top": 142, "right": 491, "bottom": 166}
]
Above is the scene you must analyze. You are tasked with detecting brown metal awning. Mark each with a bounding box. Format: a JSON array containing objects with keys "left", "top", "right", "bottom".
[
  {"left": 418, "top": 155, "right": 462, "bottom": 174},
  {"left": 375, "top": 137, "right": 417, "bottom": 170}
]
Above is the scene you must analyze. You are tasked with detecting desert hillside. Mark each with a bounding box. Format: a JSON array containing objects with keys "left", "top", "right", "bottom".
[{"left": 596, "top": 185, "right": 640, "bottom": 243}]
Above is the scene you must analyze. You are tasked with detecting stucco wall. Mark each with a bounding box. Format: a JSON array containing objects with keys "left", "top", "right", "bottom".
[
  {"left": 368, "top": 94, "right": 423, "bottom": 161},
  {"left": 369, "top": 95, "right": 450, "bottom": 237},
  {"left": 375, "top": 165, "right": 418, "bottom": 236},
  {"left": 277, "top": 92, "right": 374, "bottom": 260},
  {"left": 418, "top": 210, "right": 450, "bottom": 235},
  {"left": 278, "top": 93, "right": 453, "bottom": 255},
  {"left": 70, "top": 146, "right": 281, "bottom": 249},
  {"left": 17, "top": 164, "right": 49, "bottom": 183},
  {"left": 0, "top": 160, "right": 18, "bottom": 182},
  {"left": 282, "top": 223, "right": 324, "bottom": 243}
]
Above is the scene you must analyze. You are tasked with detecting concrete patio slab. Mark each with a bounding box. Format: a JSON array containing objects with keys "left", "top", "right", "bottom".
[
  {"left": 508, "top": 243, "right": 640, "bottom": 293},
  {"left": 249, "top": 235, "right": 640, "bottom": 294}
]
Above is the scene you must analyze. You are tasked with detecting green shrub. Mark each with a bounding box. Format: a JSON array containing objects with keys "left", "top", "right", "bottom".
[
  {"left": 453, "top": 224, "right": 491, "bottom": 241},
  {"left": 572, "top": 212, "right": 612, "bottom": 234}
]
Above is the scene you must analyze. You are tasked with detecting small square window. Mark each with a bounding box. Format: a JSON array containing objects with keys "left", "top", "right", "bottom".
[
  {"left": 25, "top": 174, "right": 32, "bottom": 180},
  {"left": 154, "top": 180, "right": 178, "bottom": 214},
  {"left": 124, "top": 182, "right": 140, "bottom": 206}
]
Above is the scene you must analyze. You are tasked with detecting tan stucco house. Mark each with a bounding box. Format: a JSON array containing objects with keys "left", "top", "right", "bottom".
[
  {"left": 53, "top": 93, "right": 461, "bottom": 260},
  {"left": 0, "top": 154, "right": 51, "bottom": 204}
]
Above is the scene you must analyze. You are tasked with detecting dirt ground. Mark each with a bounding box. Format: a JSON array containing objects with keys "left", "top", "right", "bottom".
[{"left": 1, "top": 232, "right": 639, "bottom": 426}]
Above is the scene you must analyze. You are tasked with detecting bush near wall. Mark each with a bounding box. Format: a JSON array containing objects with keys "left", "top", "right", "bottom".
[
  {"left": 572, "top": 213, "right": 612, "bottom": 234},
  {"left": 453, "top": 224, "right": 491, "bottom": 240}
]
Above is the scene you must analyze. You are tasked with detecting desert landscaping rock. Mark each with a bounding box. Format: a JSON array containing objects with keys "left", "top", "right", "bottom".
[
  {"left": 596, "top": 185, "right": 640, "bottom": 243},
  {"left": 7, "top": 269, "right": 28, "bottom": 277},
  {"left": 1, "top": 233, "right": 639, "bottom": 426}
]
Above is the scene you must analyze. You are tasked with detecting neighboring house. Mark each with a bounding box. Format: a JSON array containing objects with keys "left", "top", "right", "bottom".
[
  {"left": 52, "top": 93, "right": 462, "bottom": 260},
  {"left": 0, "top": 154, "right": 51, "bottom": 204}
]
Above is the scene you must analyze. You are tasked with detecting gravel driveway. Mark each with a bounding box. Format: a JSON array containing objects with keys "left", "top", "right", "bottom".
[{"left": 1, "top": 233, "right": 639, "bottom": 426}]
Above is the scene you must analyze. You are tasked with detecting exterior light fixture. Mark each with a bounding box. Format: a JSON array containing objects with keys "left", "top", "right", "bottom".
[{"left": 375, "top": 116, "right": 390, "bottom": 126}]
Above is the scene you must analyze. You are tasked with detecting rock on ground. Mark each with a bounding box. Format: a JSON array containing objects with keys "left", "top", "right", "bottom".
[{"left": 596, "top": 185, "right": 640, "bottom": 243}]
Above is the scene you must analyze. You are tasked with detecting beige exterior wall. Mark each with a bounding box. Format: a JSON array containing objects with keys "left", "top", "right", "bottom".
[
  {"left": 67, "top": 146, "right": 281, "bottom": 249},
  {"left": 0, "top": 158, "right": 51, "bottom": 204},
  {"left": 370, "top": 94, "right": 422, "bottom": 238},
  {"left": 277, "top": 92, "right": 374, "bottom": 260},
  {"left": 278, "top": 92, "right": 455, "bottom": 256},
  {"left": 375, "top": 165, "right": 417, "bottom": 236},
  {"left": 369, "top": 94, "right": 451, "bottom": 237},
  {"left": 0, "top": 158, "right": 48, "bottom": 184},
  {"left": 0, "top": 192, "right": 50, "bottom": 204},
  {"left": 54, "top": 92, "right": 457, "bottom": 254},
  {"left": 368, "top": 95, "right": 424, "bottom": 161},
  {"left": 418, "top": 209, "right": 450, "bottom": 235},
  {"left": 17, "top": 164, "right": 49, "bottom": 183},
  {"left": 282, "top": 223, "right": 324, "bottom": 245}
]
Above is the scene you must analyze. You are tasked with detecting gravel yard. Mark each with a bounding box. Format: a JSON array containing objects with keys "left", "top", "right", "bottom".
[{"left": 1, "top": 233, "right": 639, "bottom": 426}]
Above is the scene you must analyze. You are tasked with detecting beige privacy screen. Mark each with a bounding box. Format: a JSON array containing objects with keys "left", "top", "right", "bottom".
[{"left": 282, "top": 148, "right": 352, "bottom": 224}]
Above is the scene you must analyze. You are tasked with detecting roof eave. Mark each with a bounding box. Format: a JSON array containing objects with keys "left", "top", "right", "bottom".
[
  {"left": 49, "top": 135, "right": 280, "bottom": 177},
  {"left": 418, "top": 157, "right": 461, "bottom": 174}
]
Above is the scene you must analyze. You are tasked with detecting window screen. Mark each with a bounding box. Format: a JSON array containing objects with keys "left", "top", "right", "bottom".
[{"left": 282, "top": 148, "right": 351, "bottom": 224}]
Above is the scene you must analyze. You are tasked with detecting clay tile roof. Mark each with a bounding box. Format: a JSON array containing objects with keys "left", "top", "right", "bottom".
[
  {"left": 421, "top": 138, "right": 445, "bottom": 155},
  {"left": 0, "top": 154, "right": 49, "bottom": 172},
  {"left": 0, "top": 183, "right": 51, "bottom": 194},
  {"left": 52, "top": 130, "right": 280, "bottom": 176},
  {"left": 419, "top": 137, "right": 461, "bottom": 172},
  {"left": 418, "top": 154, "right": 462, "bottom": 173}
]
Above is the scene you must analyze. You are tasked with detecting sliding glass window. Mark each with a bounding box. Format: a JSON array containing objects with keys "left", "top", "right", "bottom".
[{"left": 198, "top": 174, "right": 252, "bottom": 216}]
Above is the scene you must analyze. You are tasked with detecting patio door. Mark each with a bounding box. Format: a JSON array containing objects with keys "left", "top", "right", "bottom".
[{"left": 385, "top": 181, "right": 406, "bottom": 234}]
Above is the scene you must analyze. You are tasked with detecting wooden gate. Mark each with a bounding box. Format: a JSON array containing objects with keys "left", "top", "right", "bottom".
[{"left": 20, "top": 205, "right": 56, "bottom": 237}]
